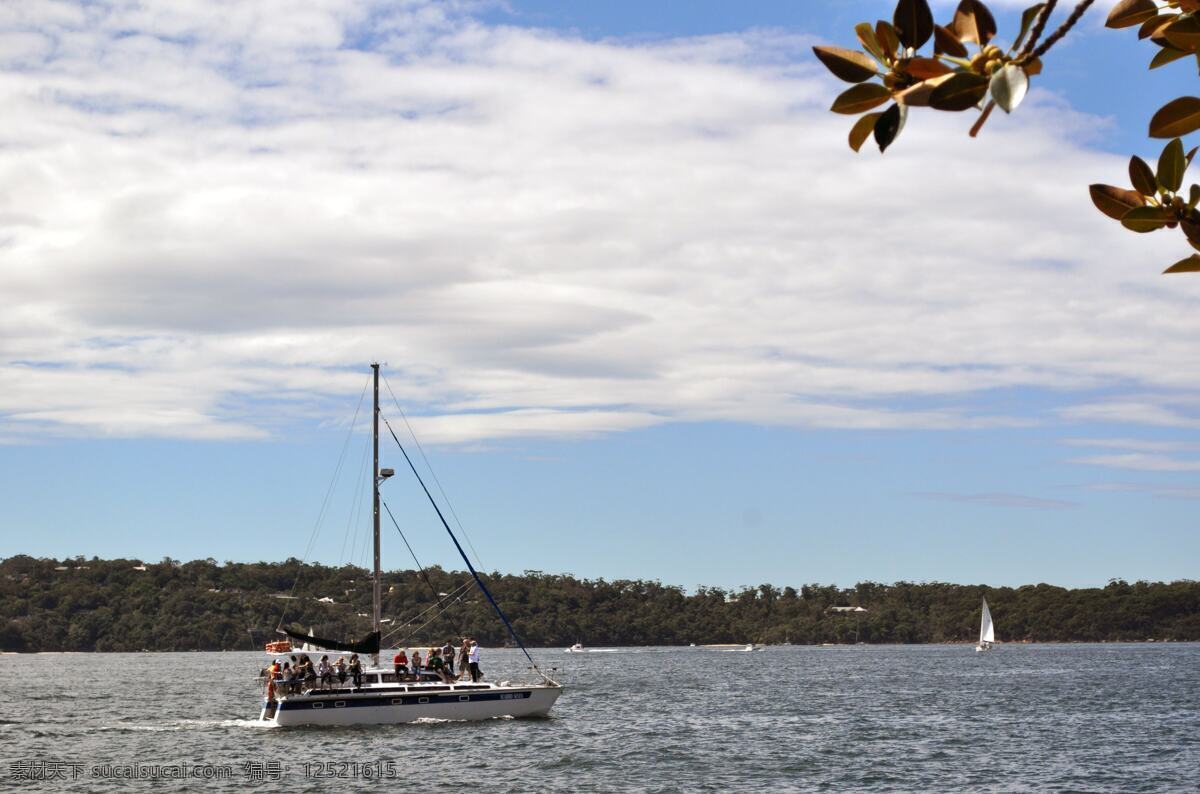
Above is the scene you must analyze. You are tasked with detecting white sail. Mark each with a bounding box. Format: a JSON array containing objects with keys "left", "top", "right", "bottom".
[{"left": 979, "top": 597, "right": 995, "bottom": 644}]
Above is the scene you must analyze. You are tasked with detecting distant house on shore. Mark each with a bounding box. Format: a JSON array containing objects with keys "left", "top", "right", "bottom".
[{"left": 828, "top": 606, "right": 868, "bottom": 613}]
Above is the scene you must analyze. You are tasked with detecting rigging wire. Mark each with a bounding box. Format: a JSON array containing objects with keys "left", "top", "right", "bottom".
[
  {"left": 390, "top": 590, "right": 471, "bottom": 647},
  {"left": 381, "top": 375, "right": 486, "bottom": 569},
  {"left": 382, "top": 499, "right": 445, "bottom": 608},
  {"left": 337, "top": 438, "right": 372, "bottom": 567},
  {"left": 378, "top": 580, "right": 474, "bottom": 645},
  {"left": 276, "top": 374, "right": 370, "bottom": 631},
  {"left": 379, "top": 411, "right": 547, "bottom": 679}
]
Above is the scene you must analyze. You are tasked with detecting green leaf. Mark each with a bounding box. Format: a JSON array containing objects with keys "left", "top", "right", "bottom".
[
  {"left": 876, "top": 21, "right": 901, "bottom": 59},
  {"left": 1089, "top": 184, "right": 1146, "bottom": 220},
  {"left": 813, "top": 46, "right": 881, "bottom": 83},
  {"left": 989, "top": 63, "right": 1028, "bottom": 113},
  {"left": 893, "top": 0, "right": 934, "bottom": 50},
  {"left": 1149, "top": 97, "right": 1200, "bottom": 139},
  {"left": 951, "top": 0, "right": 997, "bottom": 45},
  {"left": 1158, "top": 138, "right": 1186, "bottom": 193},
  {"left": 933, "top": 25, "right": 968, "bottom": 58},
  {"left": 856, "top": 22, "right": 887, "bottom": 62},
  {"left": 1120, "top": 205, "right": 1172, "bottom": 233},
  {"left": 1012, "top": 4, "right": 1046, "bottom": 52},
  {"left": 1188, "top": 147, "right": 1198, "bottom": 169},
  {"left": 904, "top": 57, "right": 953, "bottom": 80},
  {"left": 874, "top": 103, "right": 906, "bottom": 152},
  {"left": 831, "top": 83, "right": 892, "bottom": 114},
  {"left": 1106, "top": 0, "right": 1160, "bottom": 29},
  {"left": 1150, "top": 45, "right": 1191, "bottom": 70},
  {"left": 928, "top": 72, "right": 989, "bottom": 111},
  {"left": 1163, "top": 15, "right": 1200, "bottom": 51},
  {"left": 1129, "top": 156, "right": 1157, "bottom": 196},
  {"left": 1189, "top": 185, "right": 1200, "bottom": 211},
  {"left": 849, "top": 112, "right": 883, "bottom": 151},
  {"left": 1163, "top": 254, "right": 1200, "bottom": 274}
]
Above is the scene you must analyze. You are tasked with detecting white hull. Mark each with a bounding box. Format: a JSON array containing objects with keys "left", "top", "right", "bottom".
[{"left": 260, "top": 683, "right": 562, "bottom": 727}]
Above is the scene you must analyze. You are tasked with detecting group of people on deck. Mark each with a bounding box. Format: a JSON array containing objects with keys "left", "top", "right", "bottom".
[
  {"left": 267, "top": 652, "right": 364, "bottom": 696},
  {"left": 393, "top": 638, "right": 482, "bottom": 683},
  {"left": 266, "top": 639, "right": 483, "bottom": 699}
]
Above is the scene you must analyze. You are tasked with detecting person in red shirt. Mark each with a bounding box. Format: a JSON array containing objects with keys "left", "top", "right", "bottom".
[{"left": 393, "top": 649, "right": 409, "bottom": 680}]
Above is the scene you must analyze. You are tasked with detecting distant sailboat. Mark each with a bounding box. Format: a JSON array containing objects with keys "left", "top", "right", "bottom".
[{"left": 976, "top": 596, "right": 995, "bottom": 652}]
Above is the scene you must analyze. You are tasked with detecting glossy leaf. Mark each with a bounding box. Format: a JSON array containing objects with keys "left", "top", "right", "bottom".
[
  {"left": 874, "top": 103, "right": 907, "bottom": 152},
  {"left": 952, "top": 0, "right": 997, "bottom": 45},
  {"left": 933, "top": 25, "right": 969, "bottom": 57},
  {"left": 1129, "top": 156, "right": 1158, "bottom": 196},
  {"left": 1089, "top": 184, "right": 1146, "bottom": 220},
  {"left": 928, "top": 72, "right": 989, "bottom": 111},
  {"left": 1182, "top": 217, "right": 1200, "bottom": 243},
  {"left": 1149, "top": 97, "right": 1200, "bottom": 139},
  {"left": 1138, "top": 15, "right": 1174, "bottom": 40},
  {"left": 894, "top": 0, "right": 935, "bottom": 50},
  {"left": 849, "top": 112, "right": 883, "bottom": 151},
  {"left": 813, "top": 46, "right": 881, "bottom": 83},
  {"left": 876, "top": 21, "right": 901, "bottom": 59},
  {"left": 1182, "top": 217, "right": 1200, "bottom": 244},
  {"left": 989, "top": 63, "right": 1028, "bottom": 113},
  {"left": 831, "top": 83, "right": 892, "bottom": 114},
  {"left": 1163, "top": 15, "right": 1200, "bottom": 51},
  {"left": 1120, "top": 205, "right": 1172, "bottom": 232},
  {"left": 904, "top": 57, "right": 953, "bottom": 80},
  {"left": 1106, "top": 0, "right": 1160, "bottom": 29},
  {"left": 1150, "top": 46, "right": 1191, "bottom": 70},
  {"left": 856, "top": 22, "right": 887, "bottom": 62},
  {"left": 1012, "top": 4, "right": 1046, "bottom": 52},
  {"left": 895, "top": 73, "right": 954, "bottom": 106},
  {"left": 1163, "top": 254, "right": 1200, "bottom": 273},
  {"left": 1158, "top": 138, "right": 1186, "bottom": 193}
]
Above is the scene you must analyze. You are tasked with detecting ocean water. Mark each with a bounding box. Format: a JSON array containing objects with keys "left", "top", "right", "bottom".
[{"left": 0, "top": 643, "right": 1196, "bottom": 792}]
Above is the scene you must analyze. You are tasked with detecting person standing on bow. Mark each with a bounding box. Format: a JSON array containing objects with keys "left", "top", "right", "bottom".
[
  {"left": 468, "top": 640, "right": 482, "bottom": 682},
  {"left": 457, "top": 638, "right": 471, "bottom": 681},
  {"left": 442, "top": 640, "right": 455, "bottom": 678}
]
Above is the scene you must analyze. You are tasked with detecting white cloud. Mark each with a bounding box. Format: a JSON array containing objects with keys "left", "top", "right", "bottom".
[
  {"left": 1071, "top": 453, "right": 1200, "bottom": 472},
  {"left": 2, "top": 0, "right": 1200, "bottom": 444},
  {"left": 913, "top": 491, "right": 1076, "bottom": 510}
]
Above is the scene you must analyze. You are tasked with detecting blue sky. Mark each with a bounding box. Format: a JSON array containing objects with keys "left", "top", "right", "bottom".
[{"left": 1, "top": 0, "right": 1198, "bottom": 590}]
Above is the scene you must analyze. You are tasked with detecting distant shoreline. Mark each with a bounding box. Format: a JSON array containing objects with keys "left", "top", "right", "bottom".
[
  {"left": 4, "top": 639, "right": 1198, "bottom": 655},
  {"left": 4, "top": 556, "right": 1198, "bottom": 652}
]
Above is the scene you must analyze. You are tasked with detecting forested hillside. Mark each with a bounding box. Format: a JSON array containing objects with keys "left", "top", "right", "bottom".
[{"left": 1, "top": 556, "right": 1197, "bottom": 652}]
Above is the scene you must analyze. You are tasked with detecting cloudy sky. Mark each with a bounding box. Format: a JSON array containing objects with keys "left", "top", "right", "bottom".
[{"left": 1, "top": 0, "right": 1197, "bottom": 590}]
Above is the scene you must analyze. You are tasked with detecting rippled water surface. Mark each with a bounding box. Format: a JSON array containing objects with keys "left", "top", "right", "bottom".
[{"left": 1, "top": 644, "right": 1197, "bottom": 791}]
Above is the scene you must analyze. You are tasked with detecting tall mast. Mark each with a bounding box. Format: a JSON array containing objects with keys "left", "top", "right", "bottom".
[{"left": 371, "top": 362, "right": 382, "bottom": 658}]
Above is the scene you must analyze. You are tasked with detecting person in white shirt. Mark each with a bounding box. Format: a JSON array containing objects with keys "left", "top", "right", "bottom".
[
  {"left": 317, "top": 655, "right": 332, "bottom": 689},
  {"left": 467, "top": 640, "right": 482, "bottom": 682}
]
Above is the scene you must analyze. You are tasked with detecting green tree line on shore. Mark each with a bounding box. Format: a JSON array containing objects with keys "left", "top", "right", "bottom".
[{"left": 1, "top": 555, "right": 1197, "bottom": 652}]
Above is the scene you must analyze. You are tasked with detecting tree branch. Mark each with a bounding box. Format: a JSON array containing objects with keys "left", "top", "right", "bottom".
[
  {"left": 1017, "top": 0, "right": 1058, "bottom": 60},
  {"left": 1032, "top": 0, "right": 1097, "bottom": 60}
]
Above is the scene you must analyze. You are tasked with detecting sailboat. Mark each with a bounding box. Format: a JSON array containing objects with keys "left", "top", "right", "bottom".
[
  {"left": 975, "top": 596, "right": 995, "bottom": 652},
  {"left": 257, "top": 364, "right": 563, "bottom": 726}
]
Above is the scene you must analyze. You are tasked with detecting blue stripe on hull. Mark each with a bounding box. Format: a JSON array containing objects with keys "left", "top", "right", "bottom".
[{"left": 276, "top": 690, "right": 532, "bottom": 711}]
